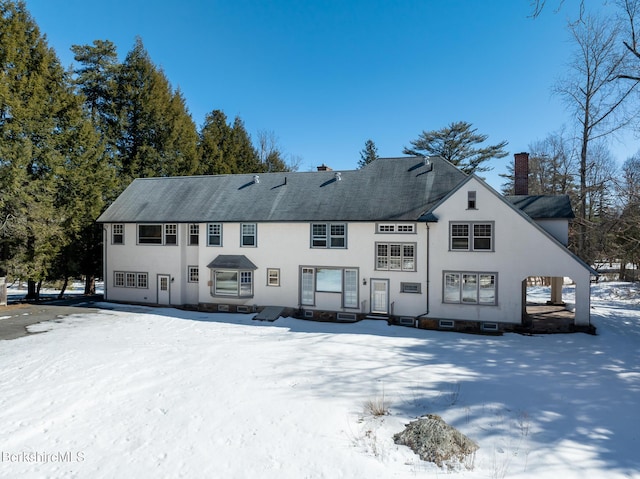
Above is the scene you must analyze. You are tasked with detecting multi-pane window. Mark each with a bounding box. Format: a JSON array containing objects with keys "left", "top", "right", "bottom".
[
  {"left": 189, "top": 224, "right": 199, "bottom": 245},
  {"left": 213, "top": 270, "right": 253, "bottom": 297},
  {"left": 343, "top": 269, "right": 358, "bottom": 308},
  {"left": 164, "top": 224, "right": 177, "bottom": 245},
  {"left": 310, "top": 223, "right": 347, "bottom": 248},
  {"left": 376, "top": 243, "right": 416, "bottom": 271},
  {"left": 112, "top": 224, "right": 124, "bottom": 244},
  {"left": 207, "top": 223, "right": 222, "bottom": 246},
  {"left": 241, "top": 223, "right": 257, "bottom": 247},
  {"left": 444, "top": 272, "right": 497, "bottom": 305},
  {"left": 116, "top": 271, "right": 148, "bottom": 289},
  {"left": 312, "top": 224, "right": 327, "bottom": 247},
  {"left": 240, "top": 272, "right": 253, "bottom": 295},
  {"left": 137, "top": 273, "right": 148, "bottom": 289},
  {"left": 138, "top": 224, "right": 178, "bottom": 245},
  {"left": 450, "top": 224, "right": 469, "bottom": 250},
  {"left": 300, "top": 267, "right": 358, "bottom": 308},
  {"left": 301, "top": 268, "right": 315, "bottom": 305},
  {"left": 330, "top": 224, "right": 346, "bottom": 247},
  {"left": 450, "top": 222, "right": 493, "bottom": 251},
  {"left": 473, "top": 224, "right": 492, "bottom": 250},
  {"left": 267, "top": 268, "right": 280, "bottom": 286},
  {"left": 376, "top": 223, "right": 415, "bottom": 233},
  {"left": 188, "top": 266, "right": 199, "bottom": 283}
]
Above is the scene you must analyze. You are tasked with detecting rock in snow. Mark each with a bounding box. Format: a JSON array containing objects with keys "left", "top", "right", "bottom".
[{"left": 393, "top": 414, "right": 478, "bottom": 468}]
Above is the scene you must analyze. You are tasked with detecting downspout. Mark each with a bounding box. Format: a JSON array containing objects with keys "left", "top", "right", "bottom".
[
  {"left": 425, "top": 223, "right": 430, "bottom": 315},
  {"left": 102, "top": 225, "right": 108, "bottom": 301},
  {"left": 417, "top": 222, "right": 430, "bottom": 318}
]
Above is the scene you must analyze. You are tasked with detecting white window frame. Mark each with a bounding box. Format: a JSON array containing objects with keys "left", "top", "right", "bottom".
[
  {"left": 241, "top": 223, "right": 257, "bottom": 247},
  {"left": 207, "top": 223, "right": 222, "bottom": 246},
  {"left": 299, "top": 266, "right": 359, "bottom": 309},
  {"left": 188, "top": 266, "right": 199, "bottom": 283},
  {"left": 212, "top": 270, "right": 253, "bottom": 297},
  {"left": 343, "top": 268, "right": 359, "bottom": 308},
  {"left": 310, "top": 223, "right": 347, "bottom": 248},
  {"left": 164, "top": 224, "right": 177, "bottom": 245},
  {"left": 137, "top": 224, "right": 178, "bottom": 245},
  {"left": 116, "top": 271, "right": 148, "bottom": 289},
  {"left": 267, "top": 268, "right": 280, "bottom": 287},
  {"left": 443, "top": 271, "right": 497, "bottom": 305},
  {"left": 375, "top": 242, "right": 416, "bottom": 271},
  {"left": 138, "top": 224, "right": 162, "bottom": 244},
  {"left": 376, "top": 223, "right": 415, "bottom": 234},
  {"left": 188, "top": 224, "right": 199, "bottom": 245},
  {"left": 112, "top": 224, "right": 124, "bottom": 244},
  {"left": 301, "top": 267, "right": 315, "bottom": 305},
  {"left": 449, "top": 222, "right": 494, "bottom": 251}
]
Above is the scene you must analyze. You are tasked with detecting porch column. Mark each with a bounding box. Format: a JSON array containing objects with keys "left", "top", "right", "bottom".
[
  {"left": 549, "top": 277, "right": 565, "bottom": 305},
  {"left": 574, "top": 277, "right": 591, "bottom": 327}
]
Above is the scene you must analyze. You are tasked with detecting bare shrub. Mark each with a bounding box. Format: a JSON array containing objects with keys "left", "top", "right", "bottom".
[{"left": 363, "top": 394, "right": 390, "bottom": 417}]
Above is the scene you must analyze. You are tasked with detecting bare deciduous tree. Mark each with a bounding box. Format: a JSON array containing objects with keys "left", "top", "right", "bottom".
[{"left": 555, "top": 14, "right": 639, "bottom": 261}]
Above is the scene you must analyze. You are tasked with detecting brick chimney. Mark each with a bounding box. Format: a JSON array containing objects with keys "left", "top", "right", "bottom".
[
  {"left": 514, "top": 152, "right": 529, "bottom": 195},
  {"left": 317, "top": 164, "right": 332, "bottom": 171}
]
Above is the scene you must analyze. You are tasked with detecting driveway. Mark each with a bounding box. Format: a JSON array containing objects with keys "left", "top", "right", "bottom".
[{"left": 0, "top": 297, "right": 103, "bottom": 340}]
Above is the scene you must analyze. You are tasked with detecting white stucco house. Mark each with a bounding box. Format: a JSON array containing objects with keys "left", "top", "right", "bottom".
[{"left": 97, "top": 155, "right": 596, "bottom": 333}]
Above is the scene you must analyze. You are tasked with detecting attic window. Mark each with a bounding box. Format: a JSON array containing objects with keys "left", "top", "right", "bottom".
[{"left": 468, "top": 191, "right": 477, "bottom": 209}]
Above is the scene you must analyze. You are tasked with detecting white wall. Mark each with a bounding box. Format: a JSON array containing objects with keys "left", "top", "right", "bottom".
[
  {"left": 103, "top": 223, "right": 184, "bottom": 305},
  {"left": 427, "top": 178, "right": 592, "bottom": 325},
  {"left": 195, "top": 222, "right": 429, "bottom": 317},
  {"left": 102, "top": 185, "right": 592, "bottom": 327}
]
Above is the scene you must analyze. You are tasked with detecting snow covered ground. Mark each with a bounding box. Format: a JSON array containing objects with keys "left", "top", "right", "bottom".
[{"left": 0, "top": 282, "right": 639, "bottom": 478}]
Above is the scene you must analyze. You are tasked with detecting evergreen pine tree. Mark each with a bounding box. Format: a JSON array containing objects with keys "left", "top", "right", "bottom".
[
  {"left": 197, "top": 110, "right": 234, "bottom": 175},
  {"left": 403, "top": 121, "right": 508, "bottom": 174},
  {"left": 115, "top": 37, "right": 197, "bottom": 184},
  {"left": 230, "top": 116, "right": 262, "bottom": 173},
  {"left": 358, "top": 139, "right": 379, "bottom": 168},
  {"left": 0, "top": 0, "right": 100, "bottom": 298}
]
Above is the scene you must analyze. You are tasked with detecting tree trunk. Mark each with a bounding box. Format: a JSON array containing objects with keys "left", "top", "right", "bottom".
[
  {"left": 58, "top": 277, "right": 69, "bottom": 300},
  {"left": 579, "top": 118, "right": 589, "bottom": 263},
  {"left": 84, "top": 275, "right": 96, "bottom": 295},
  {"left": 25, "top": 279, "right": 38, "bottom": 300}
]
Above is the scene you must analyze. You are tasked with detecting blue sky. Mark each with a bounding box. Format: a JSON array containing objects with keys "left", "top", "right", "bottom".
[{"left": 24, "top": 0, "right": 638, "bottom": 189}]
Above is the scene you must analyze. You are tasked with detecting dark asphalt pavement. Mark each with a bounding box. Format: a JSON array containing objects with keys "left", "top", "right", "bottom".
[{"left": 0, "top": 296, "right": 104, "bottom": 341}]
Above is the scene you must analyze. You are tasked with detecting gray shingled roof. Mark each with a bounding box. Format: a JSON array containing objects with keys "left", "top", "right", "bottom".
[
  {"left": 96, "top": 157, "right": 576, "bottom": 224},
  {"left": 506, "top": 195, "right": 575, "bottom": 220},
  {"left": 97, "top": 157, "right": 468, "bottom": 223}
]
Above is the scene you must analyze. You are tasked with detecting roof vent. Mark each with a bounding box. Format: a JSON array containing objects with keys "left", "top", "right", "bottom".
[
  {"left": 335, "top": 172, "right": 342, "bottom": 181},
  {"left": 253, "top": 175, "right": 260, "bottom": 184},
  {"left": 423, "top": 157, "right": 431, "bottom": 167}
]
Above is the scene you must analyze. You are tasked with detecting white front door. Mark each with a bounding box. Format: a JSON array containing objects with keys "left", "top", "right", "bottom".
[
  {"left": 157, "top": 274, "right": 171, "bottom": 305},
  {"left": 370, "top": 279, "right": 389, "bottom": 314}
]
